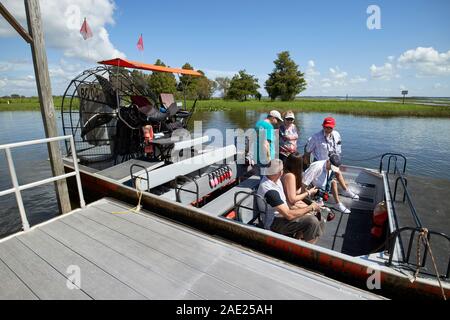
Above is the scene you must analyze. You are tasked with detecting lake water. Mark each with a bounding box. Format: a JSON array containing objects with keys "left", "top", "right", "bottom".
[{"left": 1, "top": 110, "right": 450, "bottom": 237}]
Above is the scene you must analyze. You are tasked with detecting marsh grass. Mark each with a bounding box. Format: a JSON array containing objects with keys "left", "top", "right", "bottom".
[{"left": 1, "top": 97, "right": 449, "bottom": 117}]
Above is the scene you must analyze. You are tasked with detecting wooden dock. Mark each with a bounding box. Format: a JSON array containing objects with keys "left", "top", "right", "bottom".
[{"left": 0, "top": 198, "right": 384, "bottom": 300}]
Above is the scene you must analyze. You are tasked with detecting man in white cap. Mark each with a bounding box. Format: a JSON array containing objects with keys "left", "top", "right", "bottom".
[
  {"left": 253, "top": 110, "right": 283, "bottom": 166},
  {"left": 257, "top": 159, "right": 323, "bottom": 244},
  {"left": 302, "top": 154, "right": 352, "bottom": 213}
]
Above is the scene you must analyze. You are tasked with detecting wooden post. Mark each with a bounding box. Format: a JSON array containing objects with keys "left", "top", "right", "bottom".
[{"left": 24, "top": 0, "right": 72, "bottom": 214}]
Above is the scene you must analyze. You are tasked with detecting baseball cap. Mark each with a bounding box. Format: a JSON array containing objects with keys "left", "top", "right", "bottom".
[
  {"left": 269, "top": 110, "right": 283, "bottom": 122},
  {"left": 284, "top": 111, "right": 295, "bottom": 120},
  {"left": 262, "top": 159, "right": 284, "bottom": 176},
  {"left": 323, "top": 117, "right": 336, "bottom": 128},
  {"left": 329, "top": 153, "right": 342, "bottom": 172}
]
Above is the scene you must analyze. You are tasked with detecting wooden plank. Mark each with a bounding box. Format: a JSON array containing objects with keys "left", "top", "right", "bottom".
[
  {"left": 0, "top": 2, "right": 33, "bottom": 43},
  {"left": 0, "top": 238, "right": 89, "bottom": 300},
  {"left": 39, "top": 219, "right": 201, "bottom": 300},
  {"left": 62, "top": 211, "right": 260, "bottom": 300},
  {"left": 0, "top": 258, "right": 38, "bottom": 300},
  {"left": 18, "top": 229, "right": 146, "bottom": 300},
  {"left": 25, "top": 0, "right": 71, "bottom": 214},
  {"left": 85, "top": 201, "right": 377, "bottom": 299}
]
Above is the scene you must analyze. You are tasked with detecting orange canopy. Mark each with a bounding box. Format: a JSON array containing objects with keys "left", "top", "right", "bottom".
[{"left": 98, "top": 58, "right": 203, "bottom": 77}]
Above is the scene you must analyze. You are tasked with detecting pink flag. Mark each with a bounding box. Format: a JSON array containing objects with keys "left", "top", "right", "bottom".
[
  {"left": 137, "top": 34, "right": 144, "bottom": 52},
  {"left": 80, "top": 18, "right": 93, "bottom": 40}
]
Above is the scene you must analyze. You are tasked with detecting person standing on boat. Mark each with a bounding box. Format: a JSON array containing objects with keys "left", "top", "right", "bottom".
[
  {"left": 257, "top": 159, "right": 323, "bottom": 244},
  {"left": 253, "top": 110, "right": 283, "bottom": 166},
  {"left": 302, "top": 154, "right": 351, "bottom": 214},
  {"left": 279, "top": 111, "right": 299, "bottom": 163},
  {"left": 304, "top": 117, "right": 359, "bottom": 200}
]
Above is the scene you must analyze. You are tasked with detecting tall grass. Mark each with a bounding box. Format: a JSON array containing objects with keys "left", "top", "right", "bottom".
[
  {"left": 1, "top": 97, "right": 449, "bottom": 117},
  {"left": 192, "top": 99, "right": 450, "bottom": 117}
]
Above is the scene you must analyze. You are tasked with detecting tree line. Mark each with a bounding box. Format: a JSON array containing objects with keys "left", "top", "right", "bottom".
[{"left": 131, "top": 51, "right": 307, "bottom": 101}]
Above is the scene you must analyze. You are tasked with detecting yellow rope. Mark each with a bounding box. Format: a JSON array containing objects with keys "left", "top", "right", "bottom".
[
  {"left": 112, "top": 177, "right": 143, "bottom": 215},
  {"left": 411, "top": 228, "right": 447, "bottom": 301}
]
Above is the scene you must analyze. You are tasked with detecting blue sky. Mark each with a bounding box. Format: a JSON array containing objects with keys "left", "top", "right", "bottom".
[{"left": 0, "top": 0, "right": 449, "bottom": 97}]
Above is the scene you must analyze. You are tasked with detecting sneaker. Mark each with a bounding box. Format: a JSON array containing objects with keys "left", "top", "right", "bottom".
[
  {"left": 342, "top": 189, "right": 359, "bottom": 200},
  {"left": 337, "top": 202, "right": 351, "bottom": 214}
]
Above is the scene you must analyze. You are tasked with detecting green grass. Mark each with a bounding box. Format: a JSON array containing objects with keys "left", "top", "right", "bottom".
[
  {"left": 1, "top": 97, "right": 449, "bottom": 117},
  {"left": 192, "top": 99, "right": 450, "bottom": 117}
]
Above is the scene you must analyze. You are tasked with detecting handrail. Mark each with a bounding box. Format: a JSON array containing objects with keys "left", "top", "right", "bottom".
[
  {"left": 380, "top": 153, "right": 450, "bottom": 279},
  {"left": 233, "top": 191, "right": 267, "bottom": 227},
  {"left": 0, "top": 135, "right": 85, "bottom": 231},
  {"left": 387, "top": 227, "right": 450, "bottom": 279},
  {"left": 175, "top": 175, "right": 200, "bottom": 208}
]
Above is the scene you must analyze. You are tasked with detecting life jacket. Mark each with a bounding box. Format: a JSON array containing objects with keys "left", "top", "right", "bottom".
[
  {"left": 142, "top": 125, "right": 154, "bottom": 155},
  {"left": 371, "top": 201, "right": 388, "bottom": 238}
]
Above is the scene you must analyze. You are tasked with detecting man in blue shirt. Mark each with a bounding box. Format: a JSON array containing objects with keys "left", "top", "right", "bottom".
[{"left": 254, "top": 110, "right": 283, "bottom": 166}]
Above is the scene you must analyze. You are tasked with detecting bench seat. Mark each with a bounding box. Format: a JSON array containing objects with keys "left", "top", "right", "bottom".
[{"left": 200, "top": 175, "right": 261, "bottom": 217}]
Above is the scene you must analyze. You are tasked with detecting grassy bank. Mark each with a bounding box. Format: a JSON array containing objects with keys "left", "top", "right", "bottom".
[
  {"left": 193, "top": 99, "right": 450, "bottom": 117},
  {"left": 1, "top": 97, "right": 449, "bottom": 117}
]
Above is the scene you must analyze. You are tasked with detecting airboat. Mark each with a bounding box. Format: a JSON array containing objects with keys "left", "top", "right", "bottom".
[{"left": 60, "top": 58, "right": 450, "bottom": 300}]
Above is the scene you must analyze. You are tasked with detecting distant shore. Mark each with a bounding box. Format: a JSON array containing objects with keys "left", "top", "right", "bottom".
[{"left": 1, "top": 97, "right": 450, "bottom": 118}]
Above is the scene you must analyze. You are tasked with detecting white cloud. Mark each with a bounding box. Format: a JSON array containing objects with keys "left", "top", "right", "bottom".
[
  {"left": 0, "top": 0, "right": 125, "bottom": 62},
  {"left": 349, "top": 76, "right": 367, "bottom": 84},
  {"left": 397, "top": 47, "right": 450, "bottom": 76},
  {"left": 370, "top": 62, "right": 398, "bottom": 80},
  {"left": 329, "top": 67, "right": 348, "bottom": 79},
  {"left": 304, "top": 60, "right": 320, "bottom": 89},
  {"left": 203, "top": 69, "right": 237, "bottom": 79}
]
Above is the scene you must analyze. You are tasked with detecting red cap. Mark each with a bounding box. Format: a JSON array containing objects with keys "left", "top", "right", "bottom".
[{"left": 323, "top": 117, "right": 336, "bottom": 128}]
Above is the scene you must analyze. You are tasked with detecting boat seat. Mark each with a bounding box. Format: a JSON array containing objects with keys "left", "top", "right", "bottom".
[
  {"left": 136, "top": 145, "right": 237, "bottom": 191},
  {"left": 96, "top": 159, "right": 165, "bottom": 183},
  {"left": 201, "top": 175, "right": 261, "bottom": 217}
]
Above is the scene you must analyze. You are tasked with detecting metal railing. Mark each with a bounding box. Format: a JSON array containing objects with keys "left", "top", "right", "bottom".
[
  {"left": 0, "top": 135, "right": 85, "bottom": 231},
  {"left": 379, "top": 153, "right": 450, "bottom": 279}
]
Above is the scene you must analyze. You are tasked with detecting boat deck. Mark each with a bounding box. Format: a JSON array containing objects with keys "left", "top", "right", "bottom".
[
  {"left": 0, "top": 198, "right": 384, "bottom": 300},
  {"left": 315, "top": 167, "right": 386, "bottom": 256}
]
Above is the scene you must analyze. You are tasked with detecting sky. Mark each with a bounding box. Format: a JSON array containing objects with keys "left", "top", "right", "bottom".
[{"left": 0, "top": 0, "right": 449, "bottom": 97}]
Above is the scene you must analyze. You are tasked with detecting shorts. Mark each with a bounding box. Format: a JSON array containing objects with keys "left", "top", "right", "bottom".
[{"left": 270, "top": 215, "right": 323, "bottom": 242}]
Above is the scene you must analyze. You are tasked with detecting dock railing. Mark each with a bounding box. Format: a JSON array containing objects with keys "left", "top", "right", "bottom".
[{"left": 0, "top": 135, "right": 85, "bottom": 231}]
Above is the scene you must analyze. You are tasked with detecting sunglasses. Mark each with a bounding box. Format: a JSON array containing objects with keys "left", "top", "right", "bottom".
[
  {"left": 285, "top": 118, "right": 295, "bottom": 121},
  {"left": 324, "top": 126, "right": 334, "bottom": 130}
]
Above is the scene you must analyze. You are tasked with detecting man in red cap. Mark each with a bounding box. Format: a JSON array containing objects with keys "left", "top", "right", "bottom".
[{"left": 303, "top": 117, "right": 359, "bottom": 212}]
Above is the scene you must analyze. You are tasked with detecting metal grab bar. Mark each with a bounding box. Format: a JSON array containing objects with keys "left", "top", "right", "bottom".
[
  {"left": 0, "top": 135, "right": 85, "bottom": 231},
  {"left": 233, "top": 191, "right": 267, "bottom": 227},
  {"left": 379, "top": 153, "right": 407, "bottom": 174},
  {"left": 130, "top": 164, "right": 150, "bottom": 191},
  {"left": 387, "top": 227, "right": 450, "bottom": 279},
  {"left": 175, "top": 175, "right": 200, "bottom": 208}
]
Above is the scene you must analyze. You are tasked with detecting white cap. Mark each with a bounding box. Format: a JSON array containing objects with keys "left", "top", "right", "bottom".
[
  {"left": 285, "top": 111, "right": 295, "bottom": 120},
  {"left": 269, "top": 110, "right": 283, "bottom": 122},
  {"left": 262, "top": 159, "right": 284, "bottom": 176}
]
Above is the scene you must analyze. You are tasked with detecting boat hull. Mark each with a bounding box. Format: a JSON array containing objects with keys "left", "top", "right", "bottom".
[{"left": 64, "top": 163, "right": 449, "bottom": 300}]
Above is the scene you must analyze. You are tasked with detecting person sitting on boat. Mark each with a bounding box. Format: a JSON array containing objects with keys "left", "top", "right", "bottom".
[
  {"left": 279, "top": 111, "right": 299, "bottom": 163},
  {"left": 303, "top": 117, "right": 359, "bottom": 200},
  {"left": 281, "top": 152, "right": 318, "bottom": 206},
  {"left": 257, "top": 159, "right": 323, "bottom": 244},
  {"left": 302, "top": 154, "right": 351, "bottom": 214},
  {"left": 253, "top": 110, "right": 283, "bottom": 166}
]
